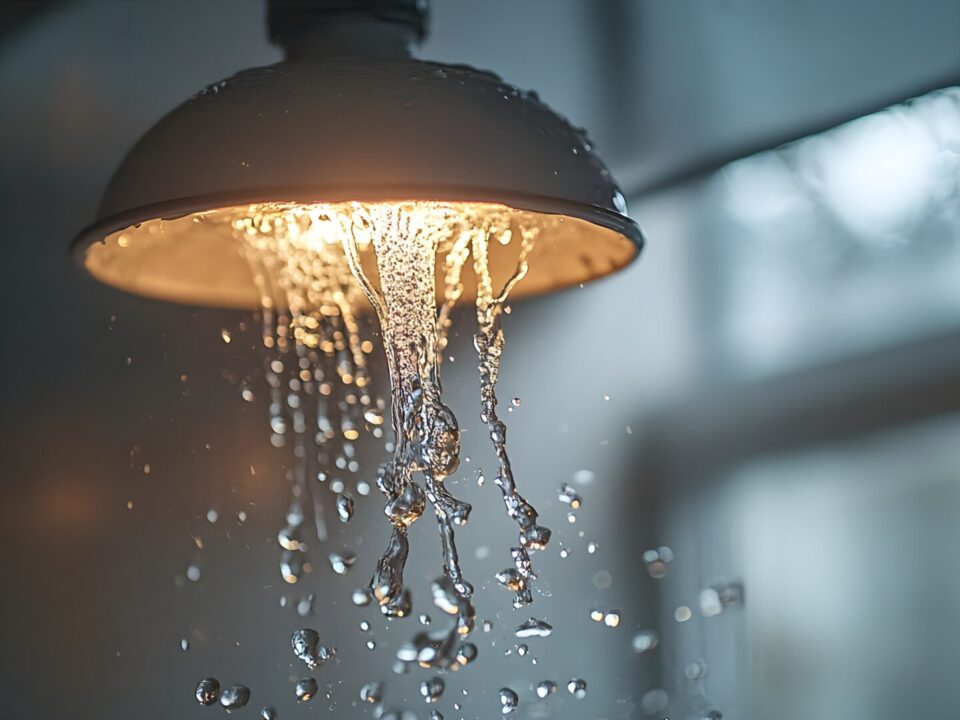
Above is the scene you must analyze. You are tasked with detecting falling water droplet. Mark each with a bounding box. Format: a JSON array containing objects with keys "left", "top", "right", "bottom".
[
  {"left": 515, "top": 617, "right": 553, "bottom": 639},
  {"left": 291, "top": 628, "right": 335, "bottom": 669},
  {"left": 360, "top": 681, "right": 383, "bottom": 704},
  {"left": 295, "top": 678, "right": 317, "bottom": 702},
  {"left": 352, "top": 587, "right": 373, "bottom": 606},
  {"left": 558, "top": 483, "right": 581, "bottom": 509},
  {"left": 296, "top": 593, "right": 315, "bottom": 617},
  {"left": 566, "top": 678, "right": 587, "bottom": 699},
  {"left": 641, "top": 689, "right": 669, "bottom": 714},
  {"left": 336, "top": 493, "right": 355, "bottom": 522},
  {"left": 632, "top": 629, "right": 659, "bottom": 653},
  {"left": 499, "top": 687, "right": 519, "bottom": 715},
  {"left": 195, "top": 678, "right": 220, "bottom": 706},
  {"left": 260, "top": 707, "right": 277, "bottom": 720},
  {"left": 419, "top": 676, "right": 445, "bottom": 703},
  {"left": 328, "top": 550, "right": 357, "bottom": 575},
  {"left": 535, "top": 680, "right": 557, "bottom": 698},
  {"left": 220, "top": 684, "right": 251, "bottom": 710},
  {"left": 643, "top": 546, "right": 674, "bottom": 579}
]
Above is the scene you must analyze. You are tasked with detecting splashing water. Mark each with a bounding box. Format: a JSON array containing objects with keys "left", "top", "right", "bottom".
[
  {"left": 231, "top": 201, "right": 553, "bottom": 703},
  {"left": 335, "top": 202, "right": 551, "bottom": 667},
  {"left": 235, "top": 205, "right": 384, "bottom": 585}
]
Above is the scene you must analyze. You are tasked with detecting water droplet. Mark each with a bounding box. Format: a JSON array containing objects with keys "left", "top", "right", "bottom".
[
  {"left": 632, "top": 629, "right": 659, "bottom": 653},
  {"left": 418, "top": 613, "right": 431, "bottom": 625},
  {"left": 277, "top": 525, "right": 302, "bottom": 551},
  {"left": 455, "top": 642, "right": 477, "bottom": 666},
  {"left": 295, "top": 678, "right": 317, "bottom": 702},
  {"left": 360, "top": 681, "right": 383, "bottom": 703},
  {"left": 559, "top": 545, "right": 571, "bottom": 559},
  {"left": 328, "top": 549, "right": 356, "bottom": 575},
  {"left": 336, "top": 493, "right": 354, "bottom": 522},
  {"left": 592, "top": 570, "right": 612, "bottom": 589},
  {"left": 296, "top": 593, "right": 315, "bottom": 617},
  {"left": 179, "top": 637, "right": 189, "bottom": 651},
  {"left": 419, "top": 676, "right": 445, "bottom": 703},
  {"left": 221, "top": 329, "right": 232, "bottom": 343},
  {"left": 675, "top": 605, "right": 693, "bottom": 623},
  {"left": 499, "top": 687, "right": 519, "bottom": 715},
  {"left": 206, "top": 508, "right": 219, "bottom": 523},
  {"left": 260, "top": 707, "right": 277, "bottom": 720},
  {"left": 699, "top": 581, "right": 743, "bottom": 617},
  {"left": 558, "top": 483, "right": 582, "bottom": 509},
  {"left": 535, "top": 680, "right": 557, "bottom": 698},
  {"left": 643, "top": 547, "right": 673, "bottom": 579},
  {"left": 186, "top": 564, "right": 201, "bottom": 582},
  {"left": 291, "top": 629, "right": 335, "bottom": 669},
  {"left": 195, "top": 678, "right": 220, "bottom": 705},
  {"left": 604, "top": 611, "right": 621, "bottom": 627},
  {"left": 515, "top": 617, "right": 553, "bottom": 638},
  {"left": 516, "top": 643, "right": 528, "bottom": 656},
  {"left": 641, "top": 689, "right": 669, "bottom": 714},
  {"left": 587, "top": 541, "right": 599, "bottom": 554},
  {"left": 612, "top": 190, "right": 628, "bottom": 214},
  {"left": 352, "top": 587, "right": 373, "bottom": 606},
  {"left": 220, "top": 684, "right": 250, "bottom": 710},
  {"left": 280, "top": 550, "right": 304, "bottom": 584},
  {"left": 566, "top": 678, "right": 587, "bottom": 699},
  {"left": 685, "top": 659, "right": 709, "bottom": 680},
  {"left": 572, "top": 469, "right": 595, "bottom": 485}
]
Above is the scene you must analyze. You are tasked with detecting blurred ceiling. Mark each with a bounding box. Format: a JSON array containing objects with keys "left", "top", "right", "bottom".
[{"left": 3, "top": 0, "right": 958, "bottom": 196}]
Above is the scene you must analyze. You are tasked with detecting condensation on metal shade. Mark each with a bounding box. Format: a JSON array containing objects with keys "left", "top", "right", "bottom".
[{"left": 73, "top": 0, "right": 643, "bottom": 309}]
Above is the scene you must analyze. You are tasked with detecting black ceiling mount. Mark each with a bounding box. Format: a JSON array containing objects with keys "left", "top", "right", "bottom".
[{"left": 268, "top": 0, "right": 429, "bottom": 55}]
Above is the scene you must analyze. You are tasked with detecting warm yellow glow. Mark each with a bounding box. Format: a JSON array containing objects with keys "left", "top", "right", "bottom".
[{"left": 83, "top": 201, "right": 636, "bottom": 309}]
